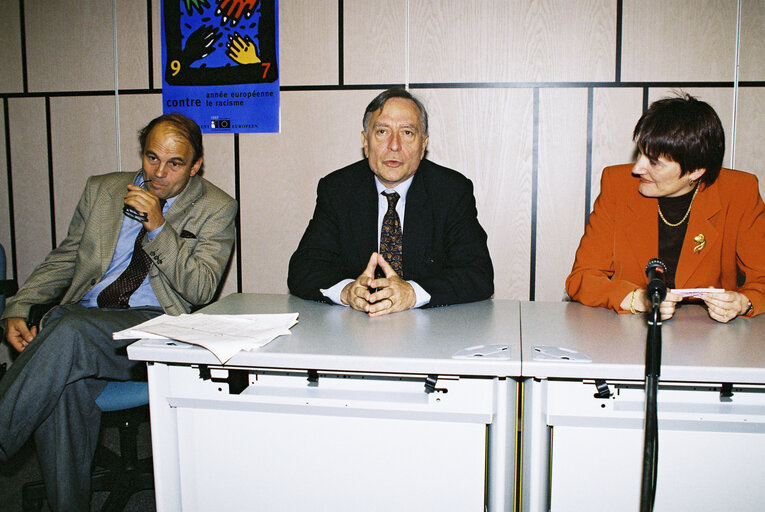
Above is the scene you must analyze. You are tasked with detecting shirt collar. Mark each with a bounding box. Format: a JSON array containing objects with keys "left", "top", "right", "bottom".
[{"left": 374, "top": 174, "right": 414, "bottom": 199}]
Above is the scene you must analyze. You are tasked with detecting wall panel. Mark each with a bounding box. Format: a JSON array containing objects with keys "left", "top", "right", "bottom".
[
  {"left": 735, "top": 88, "right": 765, "bottom": 198},
  {"left": 25, "top": 0, "right": 115, "bottom": 92},
  {"left": 622, "top": 0, "right": 737, "bottom": 82},
  {"left": 740, "top": 0, "right": 765, "bottom": 81},
  {"left": 419, "top": 87, "right": 533, "bottom": 300},
  {"left": 117, "top": 94, "right": 163, "bottom": 172},
  {"left": 117, "top": 0, "right": 152, "bottom": 90},
  {"left": 590, "top": 87, "right": 643, "bottom": 208},
  {"left": 8, "top": 97, "right": 50, "bottom": 283},
  {"left": 50, "top": 97, "right": 117, "bottom": 246},
  {"left": 0, "top": 0, "right": 23, "bottom": 93},
  {"left": 344, "top": 0, "right": 407, "bottom": 85},
  {"left": 238, "top": 90, "right": 373, "bottom": 293},
  {"left": 410, "top": 0, "right": 615, "bottom": 83},
  {"left": 280, "top": 0, "right": 339, "bottom": 86},
  {"left": 536, "top": 88, "right": 588, "bottom": 301}
]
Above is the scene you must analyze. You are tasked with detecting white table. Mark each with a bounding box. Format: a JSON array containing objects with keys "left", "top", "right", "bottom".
[
  {"left": 128, "top": 294, "right": 521, "bottom": 512},
  {"left": 520, "top": 301, "right": 765, "bottom": 512}
]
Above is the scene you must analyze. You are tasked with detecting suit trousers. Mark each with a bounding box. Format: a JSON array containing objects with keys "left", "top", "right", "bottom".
[{"left": 0, "top": 304, "right": 162, "bottom": 512}]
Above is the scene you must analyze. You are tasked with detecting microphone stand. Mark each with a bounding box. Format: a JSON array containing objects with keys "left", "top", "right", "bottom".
[{"left": 640, "top": 291, "right": 662, "bottom": 512}]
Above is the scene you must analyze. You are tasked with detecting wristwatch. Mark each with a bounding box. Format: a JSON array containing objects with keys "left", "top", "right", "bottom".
[{"left": 742, "top": 300, "right": 754, "bottom": 316}]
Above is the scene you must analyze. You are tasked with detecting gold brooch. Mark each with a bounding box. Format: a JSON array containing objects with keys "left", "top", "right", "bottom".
[{"left": 693, "top": 234, "right": 706, "bottom": 253}]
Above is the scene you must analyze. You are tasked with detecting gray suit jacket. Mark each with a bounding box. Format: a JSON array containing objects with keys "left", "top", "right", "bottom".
[{"left": 2, "top": 171, "right": 237, "bottom": 319}]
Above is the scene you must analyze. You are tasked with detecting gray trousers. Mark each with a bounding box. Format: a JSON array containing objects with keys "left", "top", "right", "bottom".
[{"left": 0, "top": 304, "right": 162, "bottom": 512}]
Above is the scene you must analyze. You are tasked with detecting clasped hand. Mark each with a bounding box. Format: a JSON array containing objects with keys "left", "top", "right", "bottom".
[{"left": 341, "top": 252, "right": 416, "bottom": 317}]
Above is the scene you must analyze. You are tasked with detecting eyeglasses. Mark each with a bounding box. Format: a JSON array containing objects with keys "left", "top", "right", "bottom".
[{"left": 122, "top": 171, "right": 152, "bottom": 222}]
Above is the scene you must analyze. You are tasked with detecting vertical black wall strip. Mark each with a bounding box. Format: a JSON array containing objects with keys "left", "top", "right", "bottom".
[
  {"left": 3, "top": 98, "right": 18, "bottom": 280},
  {"left": 529, "top": 88, "right": 539, "bottom": 301},
  {"left": 615, "top": 0, "right": 623, "bottom": 82},
  {"left": 146, "top": 0, "right": 154, "bottom": 89},
  {"left": 338, "top": 0, "right": 344, "bottom": 86},
  {"left": 19, "top": 0, "right": 28, "bottom": 93},
  {"left": 45, "top": 97, "right": 56, "bottom": 249},
  {"left": 642, "top": 87, "right": 649, "bottom": 112},
  {"left": 585, "top": 87, "right": 594, "bottom": 228},
  {"left": 234, "top": 133, "right": 242, "bottom": 293}
]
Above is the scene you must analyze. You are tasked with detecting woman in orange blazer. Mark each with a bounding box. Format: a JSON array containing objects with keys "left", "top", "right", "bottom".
[{"left": 566, "top": 94, "right": 764, "bottom": 322}]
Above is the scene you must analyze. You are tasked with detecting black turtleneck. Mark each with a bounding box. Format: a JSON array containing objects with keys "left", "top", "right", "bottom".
[{"left": 657, "top": 187, "right": 697, "bottom": 288}]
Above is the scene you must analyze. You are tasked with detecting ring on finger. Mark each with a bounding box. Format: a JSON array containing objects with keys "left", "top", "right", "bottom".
[{"left": 387, "top": 298, "right": 394, "bottom": 308}]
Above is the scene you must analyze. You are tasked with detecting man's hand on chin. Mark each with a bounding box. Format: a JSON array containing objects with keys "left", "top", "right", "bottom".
[{"left": 366, "top": 253, "right": 416, "bottom": 317}]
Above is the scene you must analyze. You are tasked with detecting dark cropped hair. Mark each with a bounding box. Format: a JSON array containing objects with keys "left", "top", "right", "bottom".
[
  {"left": 633, "top": 93, "right": 724, "bottom": 186},
  {"left": 139, "top": 114, "right": 205, "bottom": 174},
  {"left": 363, "top": 88, "right": 429, "bottom": 136}
]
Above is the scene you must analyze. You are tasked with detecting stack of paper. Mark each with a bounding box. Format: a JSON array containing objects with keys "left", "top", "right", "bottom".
[{"left": 114, "top": 313, "right": 299, "bottom": 363}]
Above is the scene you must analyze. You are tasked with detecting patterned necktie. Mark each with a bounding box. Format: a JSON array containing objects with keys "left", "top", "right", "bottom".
[
  {"left": 380, "top": 191, "right": 403, "bottom": 277},
  {"left": 97, "top": 200, "right": 165, "bottom": 309}
]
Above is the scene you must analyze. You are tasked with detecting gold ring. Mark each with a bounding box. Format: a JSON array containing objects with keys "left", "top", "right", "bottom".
[{"left": 387, "top": 298, "right": 393, "bottom": 308}]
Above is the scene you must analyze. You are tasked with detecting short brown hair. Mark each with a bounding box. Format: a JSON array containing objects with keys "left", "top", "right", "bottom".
[{"left": 633, "top": 93, "right": 724, "bottom": 186}]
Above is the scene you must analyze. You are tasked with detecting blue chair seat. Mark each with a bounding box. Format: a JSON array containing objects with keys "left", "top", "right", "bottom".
[{"left": 96, "top": 381, "right": 149, "bottom": 412}]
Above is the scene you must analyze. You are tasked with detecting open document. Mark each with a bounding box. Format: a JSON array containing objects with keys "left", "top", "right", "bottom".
[{"left": 114, "top": 313, "right": 299, "bottom": 363}]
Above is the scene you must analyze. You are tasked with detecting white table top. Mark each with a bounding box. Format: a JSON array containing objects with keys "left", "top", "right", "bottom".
[
  {"left": 128, "top": 293, "right": 522, "bottom": 377},
  {"left": 521, "top": 301, "right": 765, "bottom": 383}
]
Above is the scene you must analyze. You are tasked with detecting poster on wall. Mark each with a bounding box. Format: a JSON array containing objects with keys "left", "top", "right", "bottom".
[{"left": 161, "top": 0, "right": 279, "bottom": 133}]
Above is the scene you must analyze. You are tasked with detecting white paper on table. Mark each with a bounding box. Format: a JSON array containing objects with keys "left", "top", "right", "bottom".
[
  {"left": 114, "top": 313, "right": 299, "bottom": 363},
  {"left": 671, "top": 288, "right": 724, "bottom": 298}
]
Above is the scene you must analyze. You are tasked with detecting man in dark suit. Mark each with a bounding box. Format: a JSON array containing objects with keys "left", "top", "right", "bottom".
[
  {"left": 288, "top": 88, "right": 493, "bottom": 316},
  {"left": 0, "top": 114, "right": 237, "bottom": 511}
]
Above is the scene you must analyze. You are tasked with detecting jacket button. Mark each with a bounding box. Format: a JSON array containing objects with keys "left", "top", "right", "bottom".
[{"left": 90, "top": 279, "right": 96, "bottom": 285}]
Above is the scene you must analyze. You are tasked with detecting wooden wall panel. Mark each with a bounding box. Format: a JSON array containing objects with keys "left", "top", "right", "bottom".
[
  {"left": 8, "top": 98, "right": 50, "bottom": 283},
  {"left": 50, "top": 97, "right": 118, "bottom": 246},
  {"left": 418, "top": 88, "right": 533, "bottom": 300},
  {"left": 25, "top": 0, "right": 115, "bottom": 92},
  {"left": 410, "top": 0, "right": 615, "bottom": 83},
  {"left": 590, "top": 88, "right": 643, "bottom": 208},
  {"left": 740, "top": 0, "right": 765, "bottom": 81},
  {"left": 0, "top": 0, "right": 23, "bottom": 93},
  {"left": 622, "top": 0, "right": 737, "bottom": 82},
  {"left": 151, "top": 0, "right": 163, "bottom": 90},
  {"left": 734, "top": 88, "right": 765, "bottom": 198},
  {"left": 238, "top": 90, "right": 374, "bottom": 293},
  {"left": 344, "top": 0, "right": 407, "bottom": 85},
  {"left": 280, "top": 0, "right": 339, "bottom": 85},
  {"left": 117, "top": 94, "right": 163, "bottom": 172},
  {"left": 536, "top": 88, "right": 588, "bottom": 301},
  {"left": 117, "top": 0, "right": 151, "bottom": 90}
]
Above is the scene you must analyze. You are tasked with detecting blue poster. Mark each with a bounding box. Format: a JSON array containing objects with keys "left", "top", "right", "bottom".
[{"left": 161, "top": 0, "right": 279, "bottom": 133}]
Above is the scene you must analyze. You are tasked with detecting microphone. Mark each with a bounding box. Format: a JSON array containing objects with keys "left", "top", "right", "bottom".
[{"left": 645, "top": 258, "right": 668, "bottom": 303}]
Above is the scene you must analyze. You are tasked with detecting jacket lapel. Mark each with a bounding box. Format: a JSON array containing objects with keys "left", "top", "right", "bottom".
[
  {"left": 402, "top": 168, "right": 429, "bottom": 277},
  {"left": 675, "top": 183, "right": 721, "bottom": 287},
  {"left": 101, "top": 174, "right": 134, "bottom": 275},
  {"left": 353, "top": 167, "right": 379, "bottom": 265},
  {"left": 622, "top": 185, "right": 657, "bottom": 278}
]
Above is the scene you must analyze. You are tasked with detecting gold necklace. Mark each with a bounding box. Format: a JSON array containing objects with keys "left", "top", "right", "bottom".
[{"left": 658, "top": 184, "right": 699, "bottom": 227}]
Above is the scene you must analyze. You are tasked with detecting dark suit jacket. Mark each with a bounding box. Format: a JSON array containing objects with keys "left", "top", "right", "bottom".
[
  {"left": 566, "top": 164, "right": 765, "bottom": 316},
  {"left": 288, "top": 159, "right": 494, "bottom": 307}
]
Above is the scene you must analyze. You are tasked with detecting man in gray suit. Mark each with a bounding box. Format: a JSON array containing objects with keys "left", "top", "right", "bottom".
[{"left": 0, "top": 114, "right": 237, "bottom": 511}]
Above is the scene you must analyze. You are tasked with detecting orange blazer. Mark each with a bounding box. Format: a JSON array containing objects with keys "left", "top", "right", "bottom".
[{"left": 566, "top": 164, "right": 765, "bottom": 316}]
